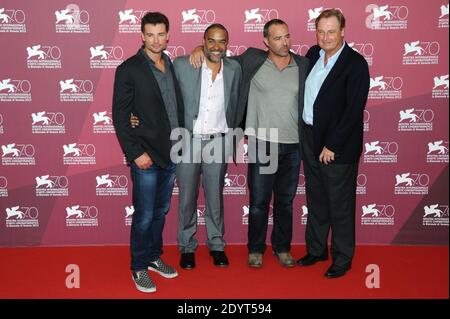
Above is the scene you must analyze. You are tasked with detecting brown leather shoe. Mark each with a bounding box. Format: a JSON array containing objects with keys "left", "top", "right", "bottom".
[
  {"left": 248, "top": 253, "right": 263, "bottom": 268},
  {"left": 274, "top": 252, "right": 296, "bottom": 267}
]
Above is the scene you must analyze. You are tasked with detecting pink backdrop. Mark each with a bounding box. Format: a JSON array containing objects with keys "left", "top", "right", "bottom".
[{"left": 0, "top": 0, "right": 448, "bottom": 247}]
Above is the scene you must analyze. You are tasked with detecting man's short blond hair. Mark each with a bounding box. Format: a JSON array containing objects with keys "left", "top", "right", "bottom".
[{"left": 315, "top": 9, "right": 346, "bottom": 30}]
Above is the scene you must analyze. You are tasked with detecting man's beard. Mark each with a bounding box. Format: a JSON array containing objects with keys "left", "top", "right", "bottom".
[{"left": 205, "top": 50, "right": 225, "bottom": 62}]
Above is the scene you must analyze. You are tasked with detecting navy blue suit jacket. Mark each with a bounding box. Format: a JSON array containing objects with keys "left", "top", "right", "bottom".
[{"left": 304, "top": 43, "right": 370, "bottom": 164}]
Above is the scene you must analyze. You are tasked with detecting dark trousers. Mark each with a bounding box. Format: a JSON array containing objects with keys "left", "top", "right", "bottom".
[
  {"left": 247, "top": 138, "right": 301, "bottom": 254},
  {"left": 130, "top": 162, "right": 176, "bottom": 272},
  {"left": 302, "top": 125, "right": 358, "bottom": 267}
]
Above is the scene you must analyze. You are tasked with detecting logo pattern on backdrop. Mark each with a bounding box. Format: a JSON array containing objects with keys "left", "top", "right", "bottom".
[{"left": 0, "top": 1, "right": 447, "bottom": 246}]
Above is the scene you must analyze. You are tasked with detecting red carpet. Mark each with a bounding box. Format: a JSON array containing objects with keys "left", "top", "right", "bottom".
[{"left": 0, "top": 245, "right": 447, "bottom": 299}]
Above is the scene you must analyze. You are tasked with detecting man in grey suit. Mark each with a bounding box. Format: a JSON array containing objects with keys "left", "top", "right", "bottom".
[
  {"left": 133, "top": 24, "right": 241, "bottom": 269},
  {"left": 174, "top": 24, "right": 241, "bottom": 269}
]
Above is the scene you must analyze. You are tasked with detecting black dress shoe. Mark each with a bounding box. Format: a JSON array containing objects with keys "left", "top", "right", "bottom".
[
  {"left": 297, "top": 254, "right": 328, "bottom": 266},
  {"left": 324, "top": 264, "right": 351, "bottom": 279},
  {"left": 209, "top": 251, "right": 229, "bottom": 267},
  {"left": 180, "top": 253, "right": 195, "bottom": 270}
]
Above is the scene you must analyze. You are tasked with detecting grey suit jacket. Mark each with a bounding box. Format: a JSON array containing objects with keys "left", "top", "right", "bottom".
[{"left": 173, "top": 56, "right": 242, "bottom": 133}]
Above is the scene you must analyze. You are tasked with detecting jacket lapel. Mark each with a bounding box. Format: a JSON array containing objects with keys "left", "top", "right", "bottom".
[
  {"left": 137, "top": 52, "right": 165, "bottom": 104},
  {"left": 193, "top": 65, "right": 202, "bottom": 116},
  {"left": 223, "top": 59, "right": 235, "bottom": 126},
  {"left": 249, "top": 52, "right": 268, "bottom": 80},
  {"left": 223, "top": 59, "right": 233, "bottom": 111},
  {"left": 316, "top": 43, "right": 350, "bottom": 102}
]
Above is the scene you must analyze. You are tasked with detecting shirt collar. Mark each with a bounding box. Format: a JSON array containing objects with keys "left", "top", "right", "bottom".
[
  {"left": 140, "top": 48, "right": 170, "bottom": 65},
  {"left": 319, "top": 41, "right": 346, "bottom": 63},
  {"left": 266, "top": 54, "right": 297, "bottom": 69},
  {"left": 202, "top": 58, "right": 223, "bottom": 75}
]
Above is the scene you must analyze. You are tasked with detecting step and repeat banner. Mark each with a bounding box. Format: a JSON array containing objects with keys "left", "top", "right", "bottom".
[{"left": 0, "top": 0, "right": 448, "bottom": 247}]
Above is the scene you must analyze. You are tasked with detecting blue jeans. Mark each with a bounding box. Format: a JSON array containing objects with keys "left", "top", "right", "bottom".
[
  {"left": 130, "top": 162, "right": 176, "bottom": 272},
  {"left": 247, "top": 139, "right": 301, "bottom": 254}
]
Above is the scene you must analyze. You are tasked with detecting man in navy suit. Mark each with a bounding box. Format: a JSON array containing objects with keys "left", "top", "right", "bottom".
[{"left": 296, "top": 9, "right": 370, "bottom": 278}]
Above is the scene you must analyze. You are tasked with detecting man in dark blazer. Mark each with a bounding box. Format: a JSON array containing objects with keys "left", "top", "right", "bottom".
[
  {"left": 296, "top": 9, "right": 370, "bottom": 278},
  {"left": 112, "top": 12, "right": 184, "bottom": 293}
]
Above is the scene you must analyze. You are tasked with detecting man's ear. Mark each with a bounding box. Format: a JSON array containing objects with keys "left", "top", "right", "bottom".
[{"left": 263, "top": 37, "right": 269, "bottom": 48}]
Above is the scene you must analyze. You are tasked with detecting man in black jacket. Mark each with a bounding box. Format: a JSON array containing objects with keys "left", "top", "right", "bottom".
[
  {"left": 296, "top": 9, "right": 370, "bottom": 278},
  {"left": 112, "top": 12, "right": 184, "bottom": 293}
]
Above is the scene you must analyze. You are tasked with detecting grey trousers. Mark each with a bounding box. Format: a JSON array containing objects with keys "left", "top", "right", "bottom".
[{"left": 177, "top": 136, "right": 228, "bottom": 253}]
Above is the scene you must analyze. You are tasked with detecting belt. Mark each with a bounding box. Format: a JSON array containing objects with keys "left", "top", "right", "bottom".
[{"left": 193, "top": 133, "right": 226, "bottom": 140}]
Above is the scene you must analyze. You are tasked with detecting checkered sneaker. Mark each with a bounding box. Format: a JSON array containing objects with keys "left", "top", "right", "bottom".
[
  {"left": 132, "top": 270, "right": 156, "bottom": 293},
  {"left": 148, "top": 258, "right": 178, "bottom": 278}
]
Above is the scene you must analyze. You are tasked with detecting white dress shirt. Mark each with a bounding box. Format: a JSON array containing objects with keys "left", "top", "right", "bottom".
[
  {"left": 303, "top": 42, "right": 346, "bottom": 125},
  {"left": 193, "top": 60, "right": 228, "bottom": 135}
]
